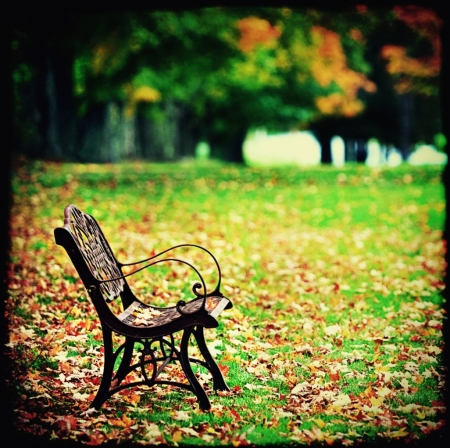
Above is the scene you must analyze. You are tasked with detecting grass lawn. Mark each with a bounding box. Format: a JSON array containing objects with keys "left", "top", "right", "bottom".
[{"left": 4, "top": 159, "right": 447, "bottom": 445}]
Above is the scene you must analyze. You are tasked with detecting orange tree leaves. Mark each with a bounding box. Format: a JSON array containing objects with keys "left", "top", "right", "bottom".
[
  {"left": 381, "top": 6, "right": 442, "bottom": 95},
  {"left": 310, "top": 26, "right": 376, "bottom": 118},
  {"left": 236, "top": 17, "right": 281, "bottom": 53},
  {"left": 231, "top": 12, "right": 379, "bottom": 130}
]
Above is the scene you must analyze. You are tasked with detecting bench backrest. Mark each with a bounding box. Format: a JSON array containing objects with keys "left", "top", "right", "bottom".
[{"left": 56, "top": 205, "right": 125, "bottom": 302}]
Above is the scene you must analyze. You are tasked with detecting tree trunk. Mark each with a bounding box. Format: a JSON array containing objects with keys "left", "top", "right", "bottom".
[
  {"left": 209, "top": 129, "right": 247, "bottom": 163},
  {"left": 355, "top": 139, "right": 368, "bottom": 163},
  {"left": 137, "top": 114, "right": 163, "bottom": 160},
  {"left": 137, "top": 101, "right": 186, "bottom": 161},
  {"left": 122, "top": 113, "right": 138, "bottom": 159},
  {"left": 178, "top": 108, "right": 200, "bottom": 159},
  {"left": 43, "top": 45, "right": 77, "bottom": 160},
  {"left": 160, "top": 100, "right": 180, "bottom": 160},
  {"left": 104, "top": 100, "right": 122, "bottom": 163},
  {"left": 77, "top": 103, "right": 111, "bottom": 163},
  {"left": 13, "top": 37, "right": 78, "bottom": 161},
  {"left": 344, "top": 139, "right": 356, "bottom": 162},
  {"left": 317, "top": 132, "right": 332, "bottom": 164},
  {"left": 398, "top": 93, "right": 414, "bottom": 161},
  {"left": 16, "top": 62, "right": 45, "bottom": 158},
  {"left": 45, "top": 55, "right": 63, "bottom": 160}
]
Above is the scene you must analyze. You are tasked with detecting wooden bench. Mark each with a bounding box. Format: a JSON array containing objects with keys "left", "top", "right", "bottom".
[{"left": 54, "top": 204, "right": 232, "bottom": 411}]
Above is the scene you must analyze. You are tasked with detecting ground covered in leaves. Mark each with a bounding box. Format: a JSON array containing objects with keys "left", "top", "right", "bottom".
[{"left": 4, "top": 160, "right": 447, "bottom": 445}]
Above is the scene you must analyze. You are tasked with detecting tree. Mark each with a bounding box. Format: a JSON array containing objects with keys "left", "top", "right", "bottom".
[
  {"left": 11, "top": 7, "right": 383, "bottom": 163},
  {"left": 302, "top": 19, "right": 377, "bottom": 163},
  {"left": 12, "top": 12, "right": 81, "bottom": 160},
  {"left": 196, "top": 7, "right": 378, "bottom": 164},
  {"left": 310, "top": 5, "right": 443, "bottom": 164},
  {"left": 88, "top": 7, "right": 381, "bottom": 164},
  {"left": 14, "top": 6, "right": 441, "bottom": 164},
  {"left": 72, "top": 8, "right": 245, "bottom": 162},
  {"left": 380, "top": 5, "right": 442, "bottom": 159}
]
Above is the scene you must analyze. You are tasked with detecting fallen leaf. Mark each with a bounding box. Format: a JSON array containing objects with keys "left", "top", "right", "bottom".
[
  {"left": 181, "top": 427, "right": 200, "bottom": 437},
  {"left": 313, "top": 418, "right": 326, "bottom": 428},
  {"left": 172, "top": 411, "right": 190, "bottom": 421},
  {"left": 370, "top": 396, "right": 384, "bottom": 407},
  {"left": 291, "top": 382, "right": 310, "bottom": 396},
  {"left": 143, "top": 422, "right": 162, "bottom": 439},
  {"left": 427, "top": 345, "right": 442, "bottom": 355},
  {"left": 172, "top": 430, "right": 183, "bottom": 443},
  {"left": 324, "top": 324, "right": 341, "bottom": 336},
  {"left": 427, "top": 320, "right": 440, "bottom": 328},
  {"left": 391, "top": 427, "right": 409, "bottom": 438},
  {"left": 332, "top": 394, "right": 351, "bottom": 407}
]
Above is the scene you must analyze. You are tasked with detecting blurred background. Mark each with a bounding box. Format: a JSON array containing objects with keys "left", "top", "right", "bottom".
[{"left": 10, "top": 4, "right": 445, "bottom": 167}]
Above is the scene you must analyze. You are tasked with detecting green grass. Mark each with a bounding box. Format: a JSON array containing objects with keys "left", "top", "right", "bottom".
[{"left": 5, "top": 159, "right": 446, "bottom": 445}]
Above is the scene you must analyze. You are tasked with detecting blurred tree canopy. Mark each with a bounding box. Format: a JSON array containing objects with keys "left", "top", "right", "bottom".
[{"left": 11, "top": 4, "right": 443, "bottom": 164}]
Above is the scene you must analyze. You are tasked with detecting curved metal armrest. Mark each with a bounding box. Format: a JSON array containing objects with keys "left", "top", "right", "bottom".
[
  {"left": 93, "top": 257, "right": 210, "bottom": 315},
  {"left": 120, "top": 244, "right": 222, "bottom": 295}
]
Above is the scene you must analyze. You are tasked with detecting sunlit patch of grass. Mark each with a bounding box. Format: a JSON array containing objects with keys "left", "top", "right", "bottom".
[
  {"left": 29, "top": 352, "right": 59, "bottom": 372},
  {"left": 398, "top": 389, "right": 441, "bottom": 407},
  {"left": 14, "top": 307, "right": 32, "bottom": 319}
]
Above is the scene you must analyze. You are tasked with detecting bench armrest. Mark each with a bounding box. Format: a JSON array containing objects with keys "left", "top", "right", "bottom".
[
  {"left": 120, "top": 244, "right": 222, "bottom": 295},
  {"left": 96, "top": 252, "right": 220, "bottom": 315}
]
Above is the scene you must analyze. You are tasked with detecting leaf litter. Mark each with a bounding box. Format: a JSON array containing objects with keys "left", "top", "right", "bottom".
[{"left": 4, "top": 161, "right": 446, "bottom": 445}]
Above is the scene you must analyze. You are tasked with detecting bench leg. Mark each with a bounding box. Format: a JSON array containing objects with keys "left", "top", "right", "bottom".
[
  {"left": 179, "top": 328, "right": 211, "bottom": 411},
  {"left": 194, "top": 326, "right": 230, "bottom": 391},
  {"left": 113, "top": 338, "right": 135, "bottom": 385},
  {"left": 91, "top": 326, "right": 114, "bottom": 409}
]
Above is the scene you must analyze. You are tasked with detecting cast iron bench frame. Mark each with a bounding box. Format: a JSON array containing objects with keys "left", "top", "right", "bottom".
[{"left": 54, "top": 204, "right": 232, "bottom": 410}]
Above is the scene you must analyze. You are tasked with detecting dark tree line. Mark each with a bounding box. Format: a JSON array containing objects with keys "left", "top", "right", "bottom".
[{"left": 10, "top": 5, "right": 443, "bottom": 164}]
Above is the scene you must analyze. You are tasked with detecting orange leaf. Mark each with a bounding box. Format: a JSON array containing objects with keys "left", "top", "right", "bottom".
[
  {"left": 230, "top": 409, "right": 242, "bottom": 421},
  {"left": 219, "top": 363, "right": 230, "bottom": 375},
  {"left": 109, "top": 418, "right": 127, "bottom": 428},
  {"left": 172, "top": 430, "right": 183, "bottom": 443},
  {"left": 237, "top": 17, "right": 281, "bottom": 53},
  {"left": 57, "top": 416, "right": 77, "bottom": 432},
  {"left": 329, "top": 371, "right": 340, "bottom": 381},
  {"left": 122, "top": 414, "right": 135, "bottom": 426}
]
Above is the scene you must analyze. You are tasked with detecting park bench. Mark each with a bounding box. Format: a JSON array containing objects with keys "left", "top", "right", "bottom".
[{"left": 54, "top": 204, "right": 232, "bottom": 411}]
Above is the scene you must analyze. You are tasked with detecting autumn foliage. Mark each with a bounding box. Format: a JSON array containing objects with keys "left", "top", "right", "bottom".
[
  {"left": 236, "top": 17, "right": 281, "bottom": 53},
  {"left": 123, "top": 84, "right": 162, "bottom": 116},
  {"left": 235, "top": 16, "right": 377, "bottom": 121},
  {"left": 310, "top": 26, "right": 376, "bottom": 118},
  {"left": 381, "top": 6, "right": 442, "bottom": 95}
]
